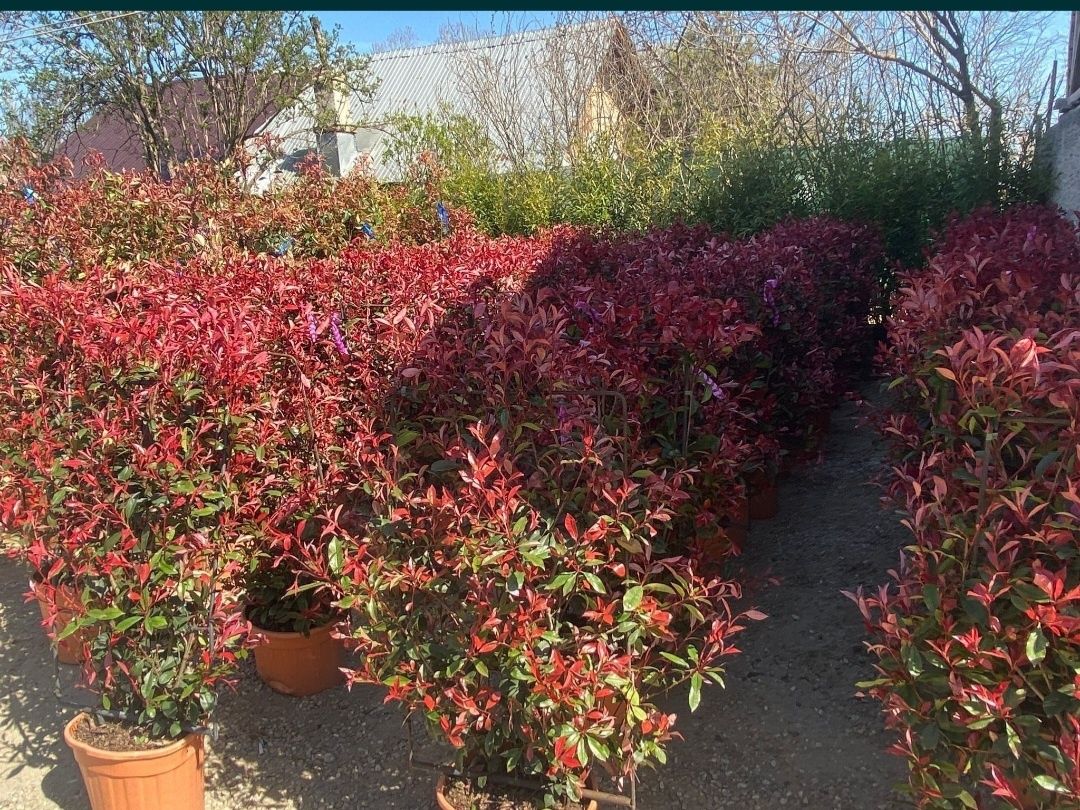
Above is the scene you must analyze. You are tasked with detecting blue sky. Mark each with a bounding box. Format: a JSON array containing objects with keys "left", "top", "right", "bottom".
[
  {"left": 314, "top": 11, "right": 561, "bottom": 52},
  {"left": 318, "top": 11, "right": 1072, "bottom": 91}
]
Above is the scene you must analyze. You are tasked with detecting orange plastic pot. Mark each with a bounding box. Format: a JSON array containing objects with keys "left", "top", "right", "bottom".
[
  {"left": 251, "top": 619, "right": 346, "bottom": 697},
  {"left": 435, "top": 773, "right": 599, "bottom": 810},
  {"left": 748, "top": 476, "right": 778, "bottom": 521},
  {"left": 32, "top": 579, "right": 86, "bottom": 664},
  {"left": 64, "top": 714, "right": 205, "bottom": 810}
]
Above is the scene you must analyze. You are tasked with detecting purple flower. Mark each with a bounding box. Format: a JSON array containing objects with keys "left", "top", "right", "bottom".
[
  {"left": 762, "top": 277, "right": 781, "bottom": 326},
  {"left": 306, "top": 313, "right": 318, "bottom": 344},
  {"left": 698, "top": 370, "right": 725, "bottom": 400},
  {"left": 1024, "top": 225, "right": 1037, "bottom": 250},
  {"left": 573, "top": 300, "right": 602, "bottom": 322},
  {"left": 762, "top": 277, "right": 779, "bottom": 307},
  {"left": 329, "top": 313, "right": 349, "bottom": 357}
]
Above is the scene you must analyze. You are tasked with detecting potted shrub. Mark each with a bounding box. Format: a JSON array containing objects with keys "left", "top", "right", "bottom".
[
  {"left": 338, "top": 419, "right": 756, "bottom": 808},
  {"left": 243, "top": 551, "right": 348, "bottom": 697},
  {"left": 330, "top": 283, "right": 760, "bottom": 808},
  {"left": 61, "top": 540, "right": 245, "bottom": 810},
  {"left": 0, "top": 261, "right": 318, "bottom": 808}
]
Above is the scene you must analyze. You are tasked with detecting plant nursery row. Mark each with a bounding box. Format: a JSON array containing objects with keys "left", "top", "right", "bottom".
[
  {"left": 858, "top": 205, "right": 1080, "bottom": 808},
  {"left": 1, "top": 153, "right": 884, "bottom": 809},
  {"left": 1, "top": 144, "right": 1077, "bottom": 810}
]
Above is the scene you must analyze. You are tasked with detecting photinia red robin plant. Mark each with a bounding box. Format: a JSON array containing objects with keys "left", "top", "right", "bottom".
[
  {"left": 0, "top": 154, "right": 889, "bottom": 781},
  {"left": 0, "top": 136, "right": 468, "bottom": 283},
  {"left": 857, "top": 206, "right": 1080, "bottom": 809},
  {"left": 0, "top": 259, "right": 346, "bottom": 738},
  {"left": 318, "top": 209, "right": 883, "bottom": 800},
  {"left": 335, "top": 286, "right": 760, "bottom": 803}
]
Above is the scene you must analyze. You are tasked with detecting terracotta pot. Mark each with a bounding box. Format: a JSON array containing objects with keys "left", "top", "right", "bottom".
[
  {"left": 435, "top": 773, "right": 599, "bottom": 810},
  {"left": 64, "top": 713, "right": 205, "bottom": 810},
  {"left": 251, "top": 618, "right": 346, "bottom": 697},
  {"left": 32, "top": 579, "right": 86, "bottom": 664},
  {"left": 748, "top": 476, "right": 778, "bottom": 521}
]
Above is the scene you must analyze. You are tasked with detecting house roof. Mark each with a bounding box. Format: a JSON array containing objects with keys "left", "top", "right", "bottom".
[
  {"left": 57, "top": 77, "right": 288, "bottom": 178},
  {"left": 256, "top": 18, "right": 625, "bottom": 185}
]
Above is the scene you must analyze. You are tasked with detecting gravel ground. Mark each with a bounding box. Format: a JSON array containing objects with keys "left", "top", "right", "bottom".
[{"left": 0, "top": 387, "right": 910, "bottom": 809}]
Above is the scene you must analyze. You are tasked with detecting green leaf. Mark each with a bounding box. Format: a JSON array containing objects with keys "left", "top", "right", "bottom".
[
  {"left": 688, "top": 672, "right": 702, "bottom": 712},
  {"left": 1026, "top": 627, "right": 1047, "bottom": 664},
  {"left": 1034, "top": 449, "right": 1061, "bottom": 479},
  {"left": 328, "top": 536, "right": 343, "bottom": 575},
  {"left": 86, "top": 606, "right": 122, "bottom": 622},
  {"left": 394, "top": 429, "right": 420, "bottom": 448},
  {"left": 901, "top": 644, "right": 924, "bottom": 677},
  {"left": 1033, "top": 775, "right": 1070, "bottom": 794},
  {"left": 923, "top": 584, "right": 940, "bottom": 613},
  {"left": 115, "top": 615, "right": 143, "bottom": 632},
  {"left": 429, "top": 459, "right": 462, "bottom": 474},
  {"left": 623, "top": 585, "right": 644, "bottom": 612},
  {"left": 144, "top": 615, "right": 168, "bottom": 632},
  {"left": 582, "top": 573, "right": 605, "bottom": 594}
]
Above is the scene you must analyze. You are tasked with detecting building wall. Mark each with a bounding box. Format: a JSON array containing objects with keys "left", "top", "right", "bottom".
[{"left": 1049, "top": 104, "right": 1080, "bottom": 218}]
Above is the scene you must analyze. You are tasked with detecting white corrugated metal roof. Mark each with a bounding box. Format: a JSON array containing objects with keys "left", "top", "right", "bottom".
[{"left": 253, "top": 18, "right": 619, "bottom": 185}]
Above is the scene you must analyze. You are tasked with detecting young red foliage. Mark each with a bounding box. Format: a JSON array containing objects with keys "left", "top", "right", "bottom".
[{"left": 860, "top": 206, "right": 1080, "bottom": 808}]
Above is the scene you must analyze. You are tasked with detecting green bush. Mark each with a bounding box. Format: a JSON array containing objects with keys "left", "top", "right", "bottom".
[{"left": 382, "top": 111, "right": 1051, "bottom": 277}]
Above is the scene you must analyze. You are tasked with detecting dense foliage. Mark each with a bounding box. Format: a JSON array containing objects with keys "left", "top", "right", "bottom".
[
  {"left": 386, "top": 115, "right": 1050, "bottom": 270},
  {"left": 855, "top": 206, "right": 1080, "bottom": 808},
  {"left": 0, "top": 139, "right": 900, "bottom": 803},
  {"left": 323, "top": 216, "right": 884, "bottom": 797},
  {"left": 0, "top": 137, "right": 463, "bottom": 282}
]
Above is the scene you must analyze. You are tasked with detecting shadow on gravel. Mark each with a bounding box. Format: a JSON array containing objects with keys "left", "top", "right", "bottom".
[
  {"left": 0, "top": 562, "right": 88, "bottom": 810},
  {"left": 204, "top": 659, "right": 449, "bottom": 809},
  {"left": 636, "top": 387, "right": 911, "bottom": 809}
]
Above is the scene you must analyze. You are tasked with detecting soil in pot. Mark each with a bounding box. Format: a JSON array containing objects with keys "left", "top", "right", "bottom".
[
  {"left": 250, "top": 617, "right": 347, "bottom": 697},
  {"left": 69, "top": 716, "right": 177, "bottom": 752},
  {"left": 436, "top": 774, "right": 599, "bottom": 810},
  {"left": 32, "top": 579, "right": 86, "bottom": 664},
  {"left": 64, "top": 714, "right": 205, "bottom": 810}
]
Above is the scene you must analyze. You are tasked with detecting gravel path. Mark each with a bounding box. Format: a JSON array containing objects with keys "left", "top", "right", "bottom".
[{"left": 0, "top": 388, "right": 910, "bottom": 809}]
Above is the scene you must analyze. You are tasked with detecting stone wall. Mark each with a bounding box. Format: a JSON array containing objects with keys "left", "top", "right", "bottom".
[{"left": 1048, "top": 104, "right": 1080, "bottom": 218}]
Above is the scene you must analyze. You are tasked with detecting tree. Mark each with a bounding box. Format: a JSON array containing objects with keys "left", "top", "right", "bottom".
[
  {"left": 789, "top": 12, "right": 1056, "bottom": 140},
  {"left": 370, "top": 26, "right": 419, "bottom": 54},
  {"left": 0, "top": 11, "right": 374, "bottom": 175}
]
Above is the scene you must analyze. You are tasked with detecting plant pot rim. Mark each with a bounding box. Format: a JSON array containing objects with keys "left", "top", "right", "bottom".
[
  {"left": 63, "top": 713, "right": 198, "bottom": 762},
  {"left": 247, "top": 615, "right": 345, "bottom": 641},
  {"left": 435, "top": 772, "right": 599, "bottom": 810}
]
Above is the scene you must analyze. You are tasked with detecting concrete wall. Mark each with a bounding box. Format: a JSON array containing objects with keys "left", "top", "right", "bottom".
[{"left": 1049, "top": 104, "right": 1080, "bottom": 218}]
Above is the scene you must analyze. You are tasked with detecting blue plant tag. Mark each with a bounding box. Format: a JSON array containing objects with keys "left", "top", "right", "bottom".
[
  {"left": 272, "top": 235, "right": 294, "bottom": 257},
  {"left": 361, "top": 222, "right": 375, "bottom": 240},
  {"left": 436, "top": 201, "right": 450, "bottom": 234},
  {"left": 22, "top": 186, "right": 37, "bottom": 205}
]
